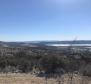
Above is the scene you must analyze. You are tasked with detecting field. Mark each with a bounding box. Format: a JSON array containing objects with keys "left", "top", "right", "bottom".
[{"left": 0, "top": 73, "right": 90, "bottom": 84}]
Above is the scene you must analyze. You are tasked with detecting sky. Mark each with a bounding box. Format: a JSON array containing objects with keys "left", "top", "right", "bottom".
[{"left": 0, "top": 0, "right": 91, "bottom": 41}]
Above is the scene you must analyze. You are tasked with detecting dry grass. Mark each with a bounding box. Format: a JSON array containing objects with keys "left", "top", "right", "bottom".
[
  {"left": 0, "top": 73, "right": 56, "bottom": 84},
  {"left": 0, "top": 73, "right": 90, "bottom": 84}
]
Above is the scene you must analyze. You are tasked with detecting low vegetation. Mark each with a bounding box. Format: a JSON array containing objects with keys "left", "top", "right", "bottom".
[{"left": 0, "top": 46, "right": 91, "bottom": 77}]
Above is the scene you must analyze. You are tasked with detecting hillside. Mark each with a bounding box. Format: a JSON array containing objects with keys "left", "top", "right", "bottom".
[{"left": 0, "top": 40, "right": 91, "bottom": 47}]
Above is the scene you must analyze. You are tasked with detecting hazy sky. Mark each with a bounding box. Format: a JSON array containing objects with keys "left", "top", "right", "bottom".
[{"left": 0, "top": 0, "right": 91, "bottom": 41}]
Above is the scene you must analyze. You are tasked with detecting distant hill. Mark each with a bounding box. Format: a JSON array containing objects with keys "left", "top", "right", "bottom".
[
  {"left": 0, "top": 40, "right": 91, "bottom": 47},
  {"left": 39, "top": 40, "right": 91, "bottom": 44}
]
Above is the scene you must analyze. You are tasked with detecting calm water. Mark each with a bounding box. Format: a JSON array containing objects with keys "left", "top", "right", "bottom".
[{"left": 47, "top": 44, "right": 91, "bottom": 46}]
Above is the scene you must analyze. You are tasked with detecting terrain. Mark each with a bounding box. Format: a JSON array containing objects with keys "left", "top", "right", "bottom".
[
  {"left": 1, "top": 40, "right": 91, "bottom": 47},
  {"left": 0, "top": 73, "right": 90, "bottom": 84},
  {"left": 0, "top": 40, "right": 91, "bottom": 84}
]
